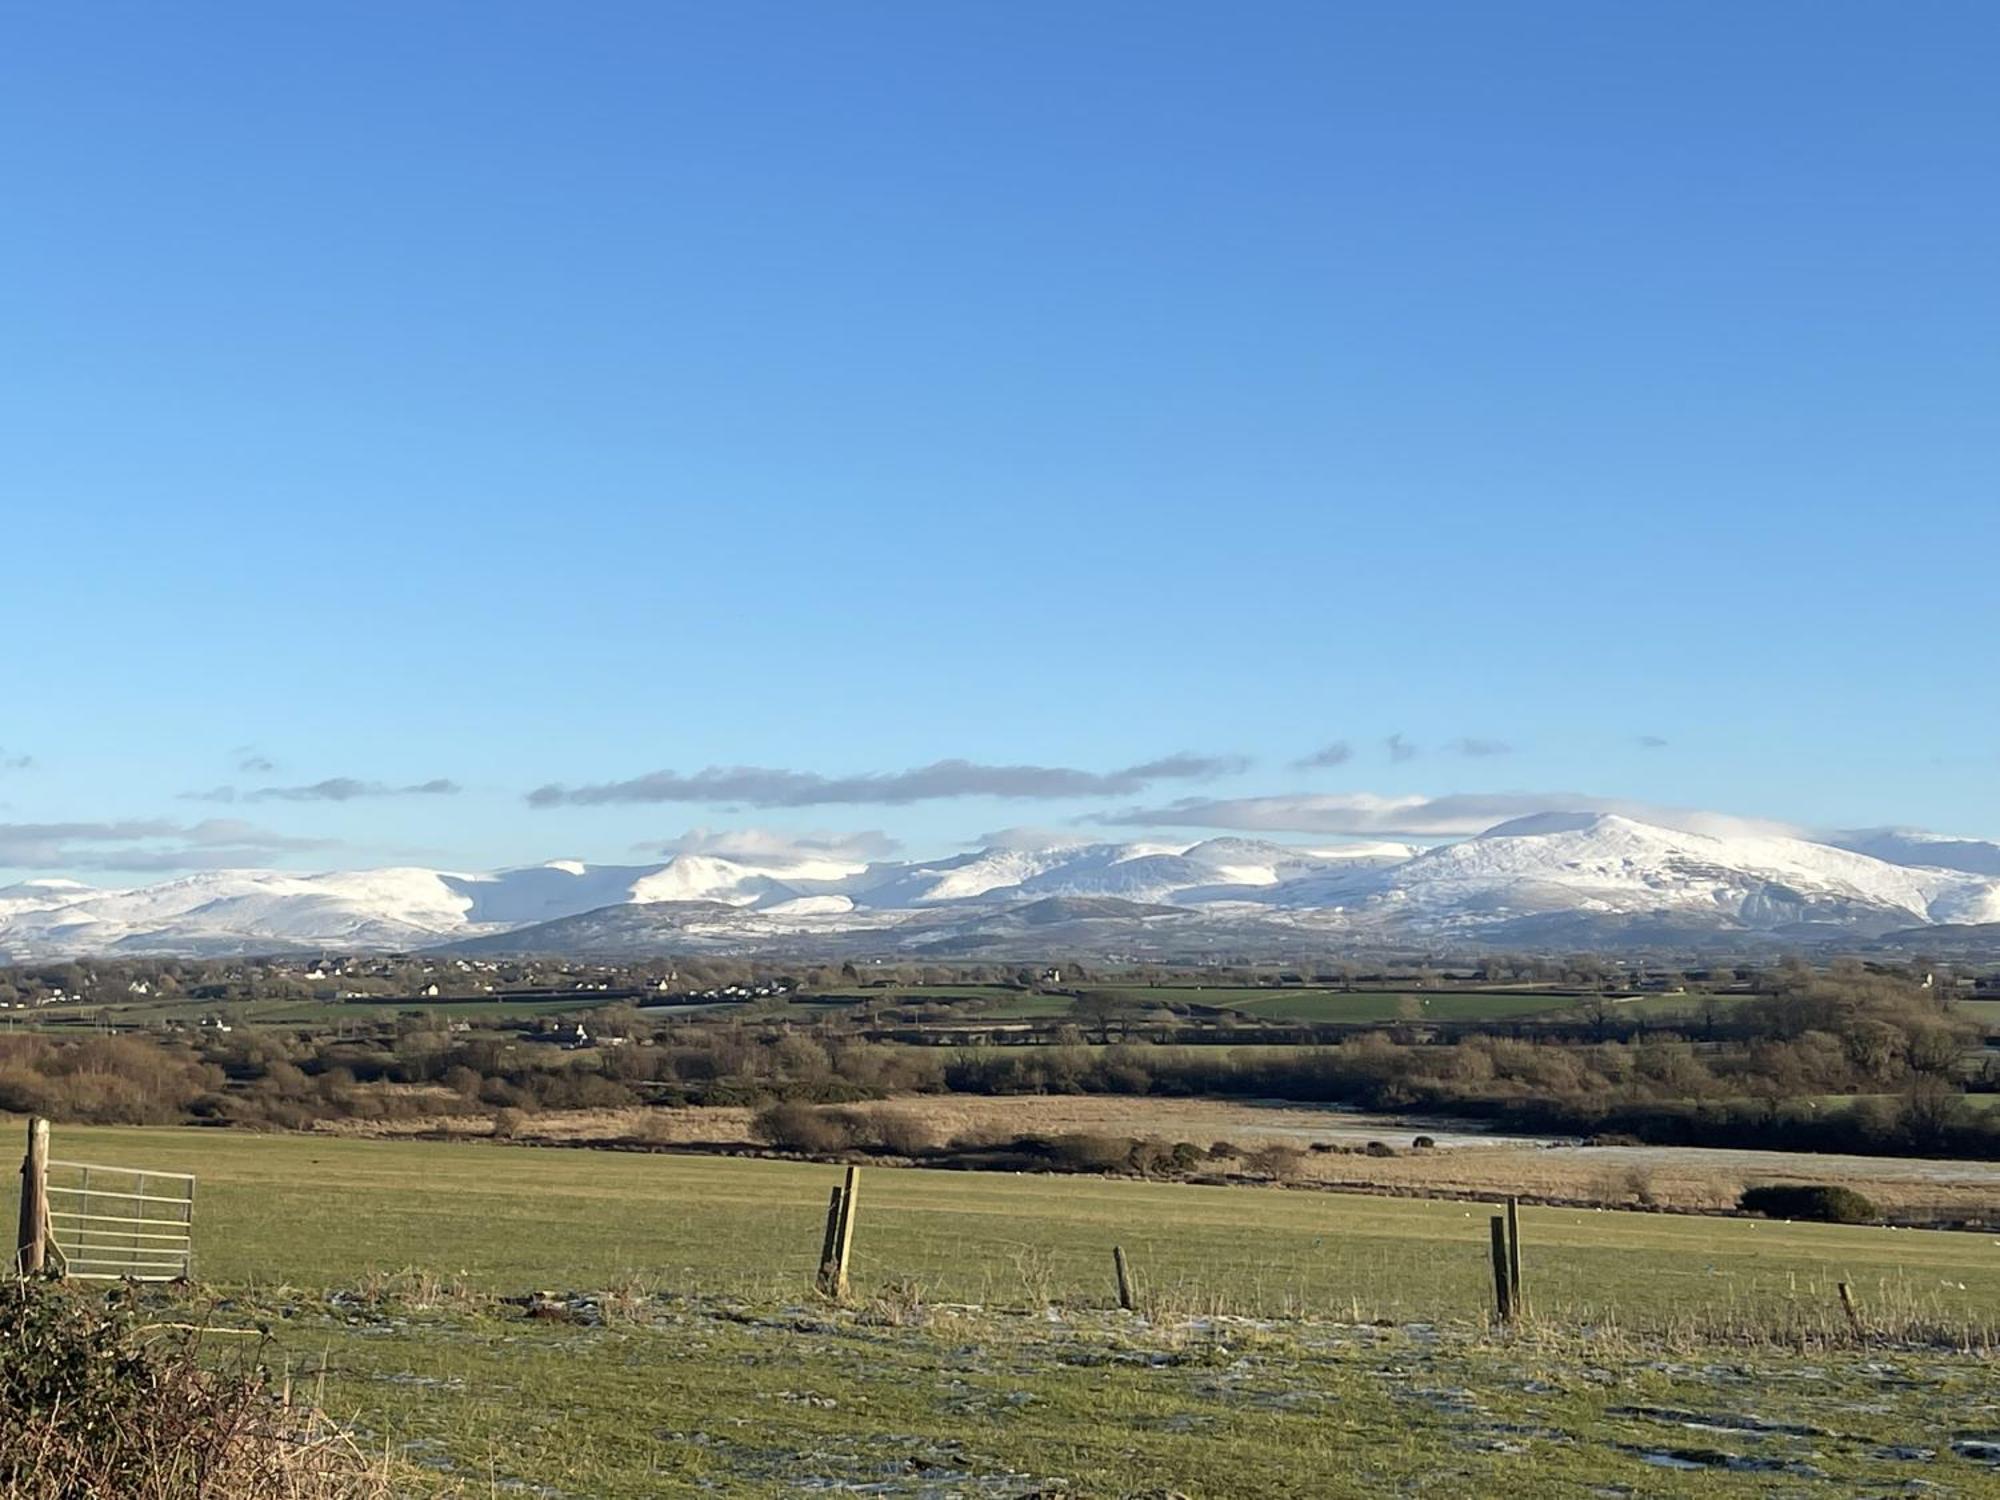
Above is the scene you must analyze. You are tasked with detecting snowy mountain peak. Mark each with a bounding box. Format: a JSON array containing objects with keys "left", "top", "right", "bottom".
[{"left": 4, "top": 816, "right": 2000, "bottom": 957}]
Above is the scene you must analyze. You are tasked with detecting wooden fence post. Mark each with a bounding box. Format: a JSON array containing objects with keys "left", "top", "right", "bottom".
[
  {"left": 17, "top": 1116, "right": 49, "bottom": 1276},
  {"left": 1505, "top": 1196, "right": 1524, "bottom": 1316},
  {"left": 829, "top": 1166, "right": 860, "bottom": 1300},
  {"left": 1488, "top": 1214, "right": 1513, "bottom": 1323},
  {"left": 1837, "top": 1281, "right": 1863, "bottom": 1338},
  {"left": 816, "top": 1186, "right": 844, "bottom": 1295},
  {"left": 1112, "top": 1245, "right": 1135, "bottom": 1311}
]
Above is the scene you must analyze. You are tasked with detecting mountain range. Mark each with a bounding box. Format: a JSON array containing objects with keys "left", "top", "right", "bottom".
[{"left": 5, "top": 816, "right": 2000, "bottom": 961}]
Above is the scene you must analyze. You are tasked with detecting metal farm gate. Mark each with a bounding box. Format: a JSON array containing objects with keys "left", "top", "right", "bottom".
[
  {"left": 45, "top": 1158, "right": 196, "bottom": 1280},
  {"left": 16, "top": 1118, "right": 197, "bottom": 1281}
]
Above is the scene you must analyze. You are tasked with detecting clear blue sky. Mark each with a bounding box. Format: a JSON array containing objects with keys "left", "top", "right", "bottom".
[{"left": 3, "top": 2, "right": 1996, "bottom": 879}]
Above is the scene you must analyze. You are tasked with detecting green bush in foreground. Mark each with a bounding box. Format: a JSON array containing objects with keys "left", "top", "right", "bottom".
[{"left": 1738, "top": 1183, "right": 1880, "bottom": 1224}]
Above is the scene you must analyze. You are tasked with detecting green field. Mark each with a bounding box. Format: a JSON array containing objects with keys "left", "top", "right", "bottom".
[
  {"left": 1962, "top": 998, "right": 2000, "bottom": 1028},
  {"left": 13, "top": 1126, "right": 2000, "bottom": 1496},
  {"left": 976, "top": 990, "right": 1114, "bottom": 1019},
  {"left": 969, "top": 987, "right": 1594, "bottom": 1024},
  {"left": 1224, "top": 990, "right": 1581, "bottom": 1023},
  {"left": 30, "top": 1124, "right": 2000, "bottom": 1319},
  {"left": 820, "top": 984, "right": 1025, "bottom": 1002}
]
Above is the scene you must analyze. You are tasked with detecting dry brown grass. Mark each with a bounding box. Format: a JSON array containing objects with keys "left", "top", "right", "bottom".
[{"left": 311, "top": 1102, "right": 758, "bottom": 1144}]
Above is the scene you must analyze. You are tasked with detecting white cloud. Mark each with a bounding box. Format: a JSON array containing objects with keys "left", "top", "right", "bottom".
[
  {"left": 528, "top": 753, "right": 1250, "bottom": 808},
  {"left": 182, "top": 777, "right": 460, "bottom": 804},
  {"left": 0, "top": 818, "right": 337, "bottom": 872},
  {"left": 1292, "top": 741, "right": 1352, "bottom": 769}
]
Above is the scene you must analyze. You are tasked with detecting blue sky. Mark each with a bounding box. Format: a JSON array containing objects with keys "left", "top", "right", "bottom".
[{"left": 3, "top": 2, "right": 1997, "bottom": 879}]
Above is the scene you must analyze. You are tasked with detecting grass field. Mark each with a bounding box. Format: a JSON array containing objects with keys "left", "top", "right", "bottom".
[
  {"left": 820, "top": 984, "right": 1024, "bottom": 1002},
  {"left": 1000, "top": 985, "right": 1745, "bottom": 1026},
  {"left": 19, "top": 1125, "right": 1995, "bottom": 1324},
  {"left": 1962, "top": 998, "right": 2000, "bottom": 1028},
  {"left": 13, "top": 1125, "right": 2000, "bottom": 1496},
  {"left": 970, "top": 988, "right": 1595, "bottom": 1024},
  {"left": 1224, "top": 990, "right": 1581, "bottom": 1023},
  {"left": 974, "top": 991, "right": 1101, "bottom": 1019}
]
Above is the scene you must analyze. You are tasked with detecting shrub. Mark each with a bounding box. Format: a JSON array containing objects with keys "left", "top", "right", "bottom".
[
  {"left": 1245, "top": 1143, "right": 1306, "bottom": 1179},
  {"left": 1124, "top": 1136, "right": 1174, "bottom": 1176},
  {"left": 1613, "top": 1165, "right": 1660, "bottom": 1207},
  {"left": 1363, "top": 1140, "right": 1397, "bottom": 1158},
  {"left": 628, "top": 1111, "right": 685, "bottom": 1146},
  {"left": 943, "top": 1123, "right": 1017, "bottom": 1152},
  {"left": 861, "top": 1110, "right": 933, "bottom": 1157},
  {"left": 0, "top": 1280, "right": 389, "bottom": 1498},
  {"left": 750, "top": 1101, "right": 854, "bottom": 1154},
  {"left": 1120, "top": 1136, "right": 1204, "bottom": 1176},
  {"left": 1410, "top": 1135, "right": 1437, "bottom": 1150},
  {"left": 1044, "top": 1132, "right": 1139, "bottom": 1173},
  {"left": 1738, "top": 1183, "right": 1879, "bottom": 1224}
]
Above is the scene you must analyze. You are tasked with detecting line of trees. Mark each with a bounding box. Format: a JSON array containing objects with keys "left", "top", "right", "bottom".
[{"left": 0, "top": 961, "right": 1989, "bottom": 1159}]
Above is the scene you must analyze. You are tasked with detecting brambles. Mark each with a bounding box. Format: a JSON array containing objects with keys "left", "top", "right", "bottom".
[{"left": 0, "top": 1280, "right": 390, "bottom": 1499}]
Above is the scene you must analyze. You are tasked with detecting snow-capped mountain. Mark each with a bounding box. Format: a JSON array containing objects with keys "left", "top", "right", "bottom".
[
  {"left": 1304, "top": 813, "right": 2000, "bottom": 939},
  {"left": 0, "top": 879, "right": 99, "bottom": 922},
  {"left": 0, "top": 857, "right": 828, "bottom": 959},
  {"left": 4, "top": 818, "right": 2000, "bottom": 959}
]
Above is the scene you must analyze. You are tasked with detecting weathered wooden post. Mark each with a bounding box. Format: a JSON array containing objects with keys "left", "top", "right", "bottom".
[
  {"left": 1112, "top": 1245, "right": 1135, "bottom": 1311},
  {"left": 1505, "top": 1196, "right": 1524, "bottom": 1315},
  {"left": 816, "top": 1185, "right": 844, "bottom": 1294},
  {"left": 1488, "top": 1214, "right": 1513, "bottom": 1323},
  {"left": 1837, "top": 1281, "right": 1863, "bottom": 1338},
  {"left": 829, "top": 1166, "right": 860, "bottom": 1300},
  {"left": 17, "top": 1116, "right": 49, "bottom": 1276}
]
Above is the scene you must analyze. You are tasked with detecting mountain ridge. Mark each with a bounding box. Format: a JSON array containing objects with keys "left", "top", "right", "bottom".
[{"left": 5, "top": 816, "right": 2000, "bottom": 959}]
